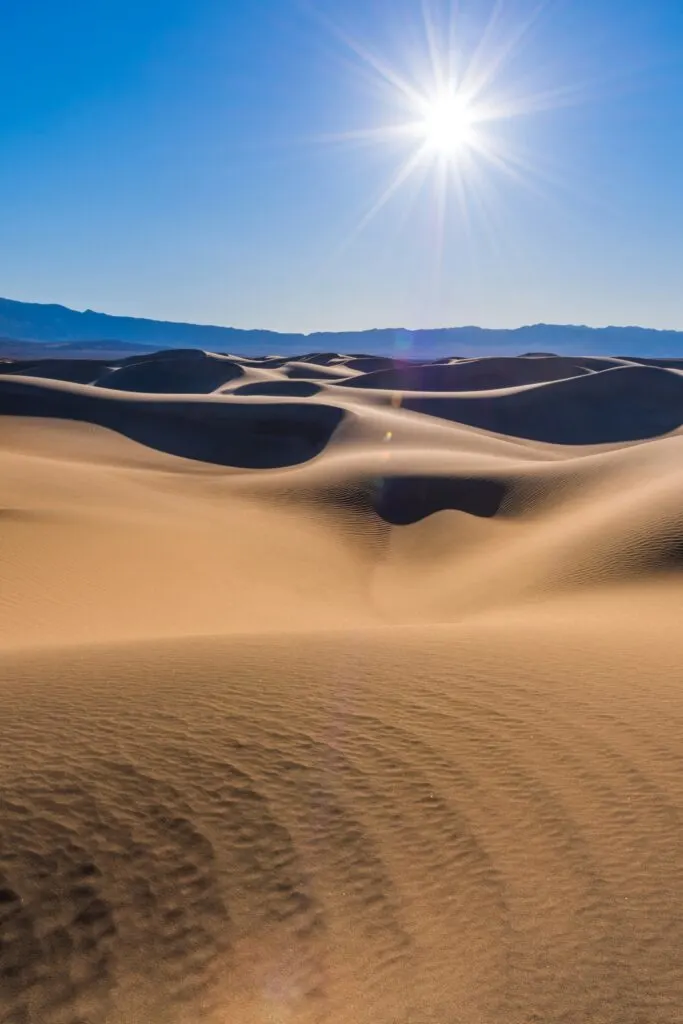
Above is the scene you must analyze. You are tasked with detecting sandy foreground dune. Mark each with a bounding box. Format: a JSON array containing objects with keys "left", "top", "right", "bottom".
[{"left": 2, "top": 349, "right": 683, "bottom": 1023}]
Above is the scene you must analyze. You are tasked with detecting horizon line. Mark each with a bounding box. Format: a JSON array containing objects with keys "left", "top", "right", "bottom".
[{"left": 2, "top": 295, "right": 682, "bottom": 338}]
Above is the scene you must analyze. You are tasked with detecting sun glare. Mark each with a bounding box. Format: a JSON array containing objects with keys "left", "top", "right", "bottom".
[
  {"left": 418, "top": 92, "right": 477, "bottom": 156},
  {"left": 318, "top": 1, "right": 579, "bottom": 268}
]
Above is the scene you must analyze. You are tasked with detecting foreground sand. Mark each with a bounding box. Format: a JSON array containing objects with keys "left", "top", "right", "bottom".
[{"left": 2, "top": 350, "right": 683, "bottom": 1022}]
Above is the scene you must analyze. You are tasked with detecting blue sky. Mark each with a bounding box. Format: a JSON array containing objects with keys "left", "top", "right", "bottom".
[{"left": 1, "top": 0, "right": 682, "bottom": 333}]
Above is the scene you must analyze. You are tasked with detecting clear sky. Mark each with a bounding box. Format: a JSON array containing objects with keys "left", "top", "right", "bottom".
[{"left": 1, "top": 0, "right": 682, "bottom": 333}]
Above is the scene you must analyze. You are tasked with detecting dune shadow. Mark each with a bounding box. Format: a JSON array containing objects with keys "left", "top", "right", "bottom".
[
  {"left": 233, "top": 380, "right": 321, "bottom": 397},
  {"left": 373, "top": 475, "right": 507, "bottom": 524},
  {"left": 3, "top": 359, "right": 112, "bottom": 385},
  {"left": 404, "top": 366, "right": 683, "bottom": 444},
  {"left": 283, "top": 366, "right": 342, "bottom": 381},
  {"left": 337, "top": 356, "right": 594, "bottom": 392},
  {"left": 0, "top": 378, "right": 343, "bottom": 469},
  {"left": 95, "top": 354, "right": 244, "bottom": 393},
  {"left": 330, "top": 475, "right": 507, "bottom": 525}
]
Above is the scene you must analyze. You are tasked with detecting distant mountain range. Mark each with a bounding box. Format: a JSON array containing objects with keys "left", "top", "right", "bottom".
[{"left": 1, "top": 296, "right": 682, "bottom": 358}]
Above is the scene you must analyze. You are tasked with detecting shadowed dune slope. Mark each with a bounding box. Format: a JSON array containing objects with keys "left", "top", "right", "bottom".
[
  {"left": 2, "top": 357, "right": 113, "bottom": 384},
  {"left": 403, "top": 364, "right": 683, "bottom": 442},
  {"left": 0, "top": 376, "right": 343, "bottom": 467},
  {"left": 336, "top": 355, "right": 597, "bottom": 391},
  {"left": 233, "top": 379, "right": 322, "bottom": 397},
  {"left": 96, "top": 352, "right": 244, "bottom": 392},
  {"left": 3, "top": 350, "right": 683, "bottom": 1023}
]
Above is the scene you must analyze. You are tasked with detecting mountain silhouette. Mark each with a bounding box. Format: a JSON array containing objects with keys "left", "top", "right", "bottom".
[{"left": 1, "top": 296, "right": 682, "bottom": 358}]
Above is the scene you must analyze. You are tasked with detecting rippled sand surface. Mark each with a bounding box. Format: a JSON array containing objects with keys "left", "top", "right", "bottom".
[{"left": 2, "top": 350, "right": 683, "bottom": 1022}]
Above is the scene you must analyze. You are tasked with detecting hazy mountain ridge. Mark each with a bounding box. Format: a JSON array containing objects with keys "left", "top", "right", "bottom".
[{"left": 2, "top": 296, "right": 682, "bottom": 357}]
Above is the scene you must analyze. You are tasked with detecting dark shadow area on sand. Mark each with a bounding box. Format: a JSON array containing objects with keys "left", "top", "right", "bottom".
[
  {"left": 0, "top": 378, "right": 343, "bottom": 469},
  {"left": 404, "top": 365, "right": 683, "bottom": 444},
  {"left": 95, "top": 353, "right": 244, "bottom": 393},
  {"left": 233, "top": 380, "right": 321, "bottom": 397},
  {"left": 374, "top": 475, "right": 506, "bottom": 524},
  {"left": 332, "top": 475, "right": 507, "bottom": 525},
  {"left": 2, "top": 359, "right": 113, "bottom": 384},
  {"left": 336, "top": 356, "right": 596, "bottom": 392}
]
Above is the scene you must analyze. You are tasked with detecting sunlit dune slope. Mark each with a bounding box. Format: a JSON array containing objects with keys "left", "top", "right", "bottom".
[{"left": 2, "top": 350, "right": 683, "bottom": 1023}]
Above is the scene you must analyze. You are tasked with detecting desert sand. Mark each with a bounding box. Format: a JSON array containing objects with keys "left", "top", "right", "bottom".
[{"left": 2, "top": 349, "right": 683, "bottom": 1023}]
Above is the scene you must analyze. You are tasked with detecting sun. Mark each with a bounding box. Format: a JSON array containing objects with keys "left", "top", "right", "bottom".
[
  {"left": 418, "top": 92, "right": 477, "bottom": 157},
  {"left": 316, "top": 1, "right": 570, "bottom": 258}
]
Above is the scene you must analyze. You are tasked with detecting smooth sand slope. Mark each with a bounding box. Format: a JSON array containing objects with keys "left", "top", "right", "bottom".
[{"left": 2, "top": 350, "right": 683, "bottom": 1023}]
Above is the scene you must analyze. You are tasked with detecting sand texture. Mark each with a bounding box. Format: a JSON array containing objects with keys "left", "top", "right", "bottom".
[{"left": 2, "top": 350, "right": 683, "bottom": 1023}]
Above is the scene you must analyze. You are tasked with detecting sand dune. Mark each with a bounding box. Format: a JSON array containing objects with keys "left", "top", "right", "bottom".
[
  {"left": 336, "top": 354, "right": 602, "bottom": 391},
  {"left": 96, "top": 352, "right": 245, "bottom": 394},
  {"left": 2, "top": 351, "right": 683, "bottom": 1023},
  {"left": 403, "top": 363, "right": 683, "bottom": 443},
  {"left": 1, "top": 358, "right": 114, "bottom": 384},
  {"left": 0, "top": 376, "right": 343, "bottom": 468}
]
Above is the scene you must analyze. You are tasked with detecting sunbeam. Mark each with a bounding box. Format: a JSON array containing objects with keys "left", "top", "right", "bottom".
[{"left": 314, "top": 0, "right": 586, "bottom": 266}]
